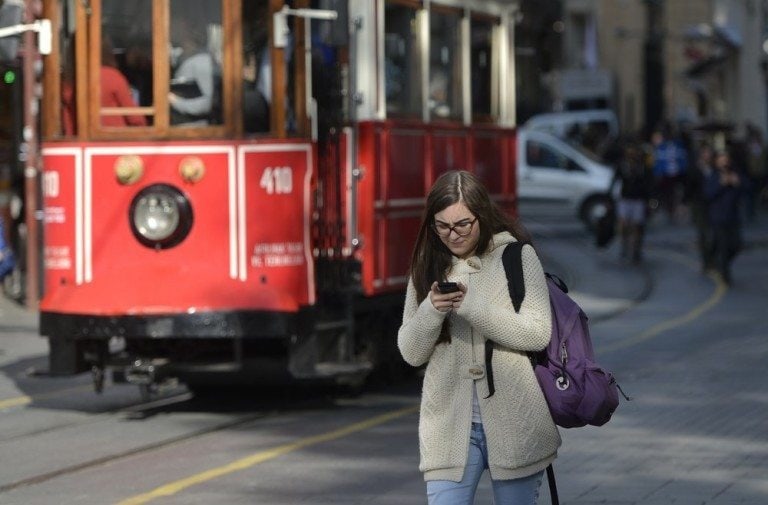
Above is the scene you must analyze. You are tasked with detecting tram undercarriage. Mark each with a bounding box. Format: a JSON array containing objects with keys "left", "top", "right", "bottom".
[{"left": 40, "top": 295, "right": 405, "bottom": 398}]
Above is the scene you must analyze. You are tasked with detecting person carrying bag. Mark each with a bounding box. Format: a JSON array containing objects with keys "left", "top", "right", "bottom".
[{"left": 398, "top": 170, "right": 559, "bottom": 505}]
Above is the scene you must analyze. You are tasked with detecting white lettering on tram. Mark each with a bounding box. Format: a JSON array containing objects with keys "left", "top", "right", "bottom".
[
  {"left": 44, "top": 246, "right": 72, "bottom": 269},
  {"left": 250, "top": 241, "right": 304, "bottom": 268},
  {"left": 42, "top": 170, "right": 60, "bottom": 198},
  {"left": 44, "top": 206, "right": 66, "bottom": 224},
  {"left": 259, "top": 167, "right": 293, "bottom": 195}
]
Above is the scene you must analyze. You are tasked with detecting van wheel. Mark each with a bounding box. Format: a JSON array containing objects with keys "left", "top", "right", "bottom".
[{"left": 580, "top": 195, "right": 613, "bottom": 232}]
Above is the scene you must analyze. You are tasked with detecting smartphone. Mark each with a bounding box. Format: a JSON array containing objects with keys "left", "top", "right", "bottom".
[{"left": 437, "top": 281, "right": 459, "bottom": 294}]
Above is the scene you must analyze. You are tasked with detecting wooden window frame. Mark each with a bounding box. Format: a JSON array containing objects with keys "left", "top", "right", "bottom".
[
  {"left": 386, "top": 0, "right": 422, "bottom": 9},
  {"left": 42, "top": 0, "right": 308, "bottom": 141}
]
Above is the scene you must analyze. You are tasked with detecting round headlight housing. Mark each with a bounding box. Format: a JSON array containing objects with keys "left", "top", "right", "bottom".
[{"left": 129, "top": 184, "right": 193, "bottom": 249}]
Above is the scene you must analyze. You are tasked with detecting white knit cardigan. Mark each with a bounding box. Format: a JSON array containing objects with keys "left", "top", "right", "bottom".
[{"left": 398, "top": 231, "right": 561, "bottom": 482}]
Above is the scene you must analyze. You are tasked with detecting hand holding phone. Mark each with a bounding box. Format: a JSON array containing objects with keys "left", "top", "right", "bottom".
[
  {"left": 437, "top": 281, "right": 459, "bottom": 294},
  {"left": 431, "top": 281, "right": 464, "bottom": 313}
]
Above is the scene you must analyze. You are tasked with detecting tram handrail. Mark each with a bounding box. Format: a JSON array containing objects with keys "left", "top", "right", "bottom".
[
  {"left": 0, "top": 19, "right": 51, "bottom": 55},
  {"left": 100, "top": 107, "right": 155, "bottom": 116}
]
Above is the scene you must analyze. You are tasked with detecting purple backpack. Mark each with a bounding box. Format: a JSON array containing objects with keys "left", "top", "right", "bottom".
[{"left": 484, "top": 241, "right": 625, "bottom": 428}]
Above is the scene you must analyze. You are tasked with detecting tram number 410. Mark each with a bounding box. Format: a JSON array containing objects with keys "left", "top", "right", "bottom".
[{"left": 260, "top": 167, "right": 293, "bottom": 195}]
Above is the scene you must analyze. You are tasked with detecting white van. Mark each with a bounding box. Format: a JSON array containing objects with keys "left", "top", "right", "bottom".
[
  {"left": 515, "top": 128, "right": 616, "bottom": 229},
  {"left": 524, "top": 109, "right": 619, "bottom": 142}
]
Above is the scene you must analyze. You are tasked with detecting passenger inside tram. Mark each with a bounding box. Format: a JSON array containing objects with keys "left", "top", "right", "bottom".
[
  {"left": 99, "top": 36, "right": 146, "bottom": 127},
  {"left": 242, "top": 2, "right": 271, "bottom": 133},
  {"left": 168, "top": 15, "right": 221, "bottom": 126},
  {"left": 429, "top": 70, "right": 451, "bottom": 118},
  {"left": 241, "top": 0, "right": 297, "bottom": 135},
  {"left": 242, "top": 49, "right": 270, "bottom": 133}
]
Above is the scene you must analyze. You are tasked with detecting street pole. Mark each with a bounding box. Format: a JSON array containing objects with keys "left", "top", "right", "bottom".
[
  {"left": 21, "top": 0, "right": 39, "bottom": 308},
  {"left": 643, "top": 0, "right": 664, "bottom": 136}
]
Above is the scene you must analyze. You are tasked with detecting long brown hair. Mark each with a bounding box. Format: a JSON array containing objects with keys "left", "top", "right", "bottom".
[{"left": 409, "top": 171, "right": 531, "bottom": 340}]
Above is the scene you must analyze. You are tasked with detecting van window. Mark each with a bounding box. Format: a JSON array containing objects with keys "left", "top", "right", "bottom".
[
  {"left": 567, "top": 120, "right": 611, "bottom": 155},
  {"left": 526, "top": 140, "right": 565, "bottom": 169},
  {"left": 526, "top": 140, "right": 585, "bottom": 172}
]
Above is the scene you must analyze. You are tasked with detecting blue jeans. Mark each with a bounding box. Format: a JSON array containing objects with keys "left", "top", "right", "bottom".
[{"left": 426, "top": 423, "right": 544, "bottom": 505}]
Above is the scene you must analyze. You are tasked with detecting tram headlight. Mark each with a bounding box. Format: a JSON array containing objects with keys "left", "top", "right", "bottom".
[{"left": 129, "top": 184, "right": 193, "bottom": 249}]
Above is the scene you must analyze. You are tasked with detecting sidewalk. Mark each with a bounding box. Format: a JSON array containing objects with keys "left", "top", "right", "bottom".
[
  {"left": 542, "top": 213, "right": 768, "bottom": 505},
  {"left": 0, "top": 290, "right": 41, "bottom": 368},
  {"left": 0, "top": 294, "right": 36, "bottom": 332}
]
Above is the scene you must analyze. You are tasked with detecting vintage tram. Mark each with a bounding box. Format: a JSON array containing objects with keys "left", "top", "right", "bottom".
[{"left": 37, "top": 0, "right": 522, "bottom": 395}]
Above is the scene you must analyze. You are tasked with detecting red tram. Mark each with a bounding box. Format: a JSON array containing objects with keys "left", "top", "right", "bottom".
[{"left": 37, "top": 0, "right": 521, "bottom": 394}]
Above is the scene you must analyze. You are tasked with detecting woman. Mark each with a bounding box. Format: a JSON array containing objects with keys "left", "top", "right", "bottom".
[
  {"left": 398, "top": 170, "right": 560, "bottom": 504},
  {"left": 613, "top": 142, "right": 653, "bottom": 264},
  {"left": 100, "top": 37, "right": 147, "bottom": 127}
]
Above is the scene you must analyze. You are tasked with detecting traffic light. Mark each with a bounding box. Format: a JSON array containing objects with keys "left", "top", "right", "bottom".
[
  {"left": 0, "top": 0, "right": 24, "bottom": 63},
  {"left": 3, "top": 68, "right": 15, "bottom": 84}
]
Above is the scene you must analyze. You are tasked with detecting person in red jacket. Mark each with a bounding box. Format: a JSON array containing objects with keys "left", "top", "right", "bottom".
[{"left": 100, "top": 37, "right": 146, "bottom": 127}]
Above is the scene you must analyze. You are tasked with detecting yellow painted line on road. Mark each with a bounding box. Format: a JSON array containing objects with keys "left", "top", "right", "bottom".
[
  {"left": 0, "top": 395, "right": 31, "bottom": 409},
  {"left": 599, "top": 249, "right": 729, "bottom": 353},
  {"left": 116, "top": 404, "right": 419, "bottom": 505},
  {"left": 0, "top": 384, "right": 92, "bottom": 410}
]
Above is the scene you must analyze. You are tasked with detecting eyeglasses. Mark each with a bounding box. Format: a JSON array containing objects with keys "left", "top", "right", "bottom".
[{"left": 432, "top": 218, "right": 477, "bottom": 237}]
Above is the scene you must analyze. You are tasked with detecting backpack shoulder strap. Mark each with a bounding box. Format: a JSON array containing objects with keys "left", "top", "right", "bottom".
[
  {"left": 485, "top": 241, "right": 529, "bottom": 398},
  {"left": 502, "top": 241, "right": 526, "bottom": 313}
]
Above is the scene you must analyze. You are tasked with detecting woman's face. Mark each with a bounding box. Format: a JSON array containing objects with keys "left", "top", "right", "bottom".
[{"left": 433, "top": 201, "right": 480, "bottom": 259}]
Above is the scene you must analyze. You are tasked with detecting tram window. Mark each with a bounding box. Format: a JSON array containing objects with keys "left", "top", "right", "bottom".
[
  {"left": 429, "top": 9, "right": 462, "bottom": 121},
  {"left": 470, "top": 18, "right": 496, "bottom": 119},
  {"left": 60, "top": 6, "right": 77, "bottom": 136},
  {"left": 242, "top": 0, "right": 271, "bottom": 133},
  {"left": 168, "top": 0, "right": 223, "bottom": 127},
  {"left": 384, "top": 2, "right": 422, "bottom": 118},
  {"left": 100, "top": 0, "right": 152, "bottom": 128}
]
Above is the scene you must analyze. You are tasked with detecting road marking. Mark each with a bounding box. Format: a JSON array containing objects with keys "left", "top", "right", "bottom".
[
  {"left": 0, "top": 395, "right": 31, "bottom": 409},
  {"left": 598, "top": 250, "right": 728, "bottom": 353},
  {"left": 116, "top": 404, "right": 419, "bottom": 505},
  {"left": 0, "top": 384, "right": 93, "bottom": 410}
]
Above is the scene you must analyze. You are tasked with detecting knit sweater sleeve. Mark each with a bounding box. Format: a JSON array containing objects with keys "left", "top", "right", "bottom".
[
  {"left": 397, "top": 279, "right": 448, "bottom": 367},
  {"left": 456, "top": 244, "right": 551, "bottom": 351}
]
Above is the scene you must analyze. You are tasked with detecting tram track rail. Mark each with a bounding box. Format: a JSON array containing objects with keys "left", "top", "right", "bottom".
[
  {"left": 0, "top": 377, "right": 369, "bottom": 497},
  {"left": 0, "top": 391, "right": 268, "bottom": 494}
]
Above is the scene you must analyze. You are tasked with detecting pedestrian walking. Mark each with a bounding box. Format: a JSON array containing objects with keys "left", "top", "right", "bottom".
[
  {"left": 397, "top": 170, "right": 559, "bottom": 505},
  {"left": 744, "top": 123, "right": 767, "bottom": 220},
  {"left": 687, "top": 143, "right": 715, "bottom": 272},
  {"left": 651, "top": 127, "right": 689, "bottom": 223},
  {"left": 613, "top": 142, "right": 654, "bottom": 263},
  {"left": 0, "top": 214, "right": 15, "bottom": 281},
  {"left": 705, "top": 150, "right": 744, "bottom": 285}
]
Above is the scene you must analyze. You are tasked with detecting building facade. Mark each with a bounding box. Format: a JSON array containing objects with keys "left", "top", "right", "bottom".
[{"left": 538, "top": 0, "right": 768, "bottom": 140}]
